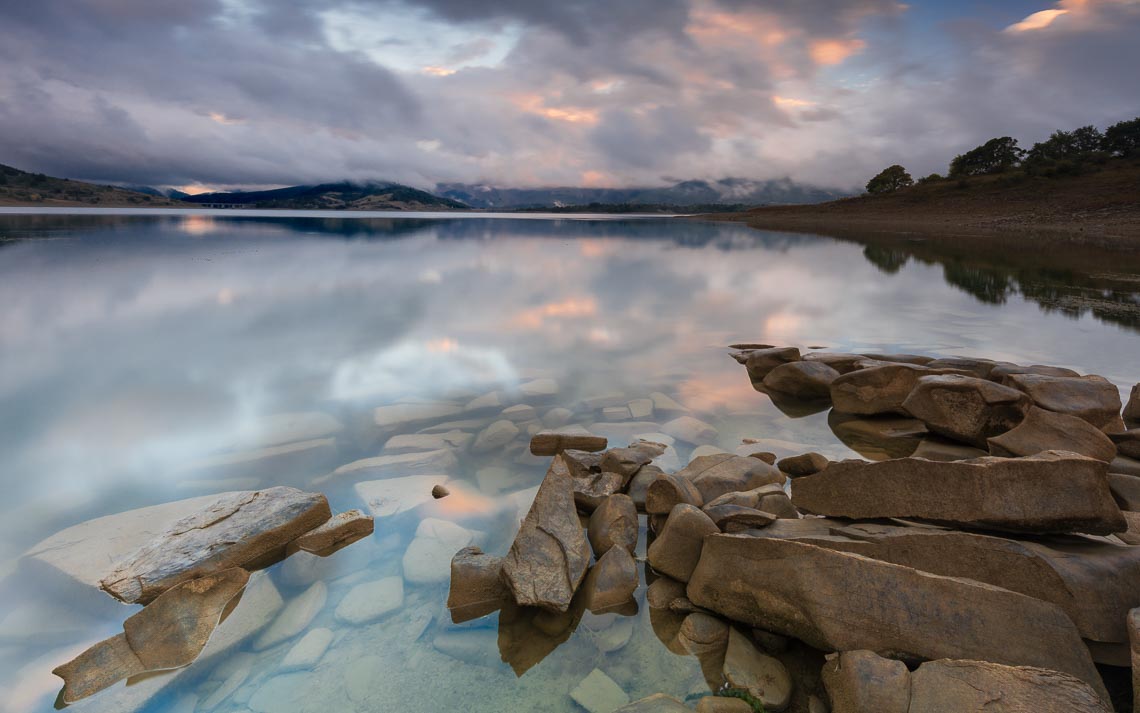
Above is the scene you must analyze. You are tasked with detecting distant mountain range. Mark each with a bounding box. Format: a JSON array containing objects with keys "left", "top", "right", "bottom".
[
  {"left": 436, "top": 177, "right": 850, "bottom": 209},
  {"left": 182, "top": 181, "right": 467, "bottom": 210},
  {"left": 0, "top": 163, "right": 183, "bottom": 208}
]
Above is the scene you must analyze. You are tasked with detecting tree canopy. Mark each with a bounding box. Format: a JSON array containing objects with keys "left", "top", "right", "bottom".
[
  {"left": 949, "top": 137, "right": 1024, "bottom": 177},
  {"left": 866, "top": 165, "right": 913, "bottom": 194}
]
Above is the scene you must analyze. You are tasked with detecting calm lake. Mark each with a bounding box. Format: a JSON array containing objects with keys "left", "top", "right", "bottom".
[{"left": 2, "top": 209, "right": 1139, "bottom": 713}]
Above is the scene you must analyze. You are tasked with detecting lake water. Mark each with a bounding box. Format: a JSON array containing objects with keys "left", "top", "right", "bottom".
[{"left": 1, "top": 210, "right": 1139, "bottom": 713}]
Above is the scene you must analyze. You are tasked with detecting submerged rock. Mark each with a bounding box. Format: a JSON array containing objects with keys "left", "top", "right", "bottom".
[
  {"left": 279, "top": 627, "right": 333, "bottom": 672},
  {"left": 402, "top": 518, "right": 474, "bottom": 584},
  {"left": 723, "top": 627, "right": 793, "bottom": 711},
  {"left": 662, "top": 415, "right": 720, "bottom": 446},
  {"left": 293, "top": 509, "right": 373, "bottom": 554},
  {"left": 791, "top": 451, "right": 1126, "bottom": 535},
  {"left": 100, "top": 487, "right": 330, "bottom": 604},
  {"left": 687, "top": 535, "right": 1107, "bottom": 698},
  {"left": 334, "top": 576, "right": 404, "bottom": 624},
  {"left": 901, "top": 374, "right": 1030, "bottom": 448},
  {"left": 253, "top": 581, "right": 326, "bottom": 651},
  {"left": 501, "top": 455, "right": 591, "bottom": 612},
  {"left": 987, "top": 406, "right": 1117, "bottom": 462},
  {"left": 354, "top": 474, "right": 451, "bottom": 519},
  {"left": 615, "top": 694, "right": 691, "bottom": 712},
  {"left": 54, "top": 568, "right": 250, "bottom": 702},
  {"left": 471, "top": 419, "right": 521, "bottom": 453},
  {"left": 571, "top": 668, "right": 630, "bottom": 713},
  {"left": 381, "top": 430, "right": 472, "bottom": 454},
  {"left": 327, "top": 448, "right": 459, "bottom": 482}
]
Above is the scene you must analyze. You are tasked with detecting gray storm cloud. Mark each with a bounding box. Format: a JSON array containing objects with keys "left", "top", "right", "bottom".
[{"left": 0, "top": 0, "right": 1137, "bottom": 190}]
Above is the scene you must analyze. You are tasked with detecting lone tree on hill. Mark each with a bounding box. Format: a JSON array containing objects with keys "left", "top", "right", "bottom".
[
  {"left": 949, "top": 136, "right": 1024, "bottom": 177},
  {"left": 866, "top": 165, "right": 914, "bottom": 194}
]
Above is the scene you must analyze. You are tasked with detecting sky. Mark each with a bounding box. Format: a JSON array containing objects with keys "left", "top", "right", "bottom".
[{"left": 0, "top": 0, "right": 1138, "bottom": 192}]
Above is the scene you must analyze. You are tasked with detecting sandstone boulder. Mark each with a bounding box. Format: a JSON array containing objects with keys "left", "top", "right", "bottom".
[
  {"left": 924, "top": 356, "right": 999, "bottom": 379},
  {"left": 1109, "top": 473, "right": 1140, "bottom": 511},
  {"left": 802, "top": 352, "right": 866, "bottom": 374},
  {"left": 762, "top": 361, "right": 840, "bottom": 400},
  {"left": 1129, "top": 609, "right": 1139, "bottom": 710},
  {"left": 908, "top": 659, "right": 1110, "bottom": 713},
  {"left": 601, "top": 441, "right": 666, "bottom": 477},
  {"left": 822, "top": 650, "right": 910, "bottom": 713},
  {"left": 581, "top": 547, "right": 639, "bottom": 613},
  {"left": 645, "top": 471, "right": 704, "bottom": 514},
  {"left": 530, "top": 427, "right": 607, "bottom": 456},
  {"left": 744, "top": 347, "right": 802, "bottom": 382},
  {"left": 830, "top": 363, "right": 931, "bottom": 416},
  {"left": 1110, "top": 429, "right": 1140, "bottom": 459},
  {"left": 501, "top": 455, "right": 591, "bottom": 612},
  {"left": 989, "top": 363, "right": 1080, "bottom": 381},
  {"left": 901, "top": 374, "right": 1030, "bottom": 448},
  {"left": 988, "top": 406, "right": 1117, "bottom": 462},
  {"left": 447, "top": 546, "right": 510, "bottom": 623},
  {"left": 723, "top": 627, "right": 792, "bottom": 711},
  {"left": 704, "top": 504, "right": 777, "bottom": 533},
  {"left": 1003, "top": 373, "right": 1124, "bottom": 432},
  {"left": 687, "top": 535, "right": 1106, "bottom": 697},
  {"left": 587, "top": 494, "right": 639, "bottom": 557},
  {"left": 777, "top": 452, "right": 829, "bottom": 477},
  {"left": 1125, "top": 384, "right": 1140, "bottom": 422},
  {"left": 828, "top": 411, "right": 926, "bottom": 460},
  {"left": 910, "top": 437, "right": 988, "bottom": 462},
  {"left": 790, "top": 451, "right": 1125, "bottom": 535},
  {"left": 677, "top": 453, "right": 784, "bottom": 502},
  {"left": 100, "top": 487, "right": 330, "bottom": 604},
  {"left": 646, "top": 504, "right": 718, "bottom": 582},
  {"left": 293, "top": 509, "right": 373, "bottom": 554},
  {"left": 382, "top": 430, "right": 472, "bottom": 454}
]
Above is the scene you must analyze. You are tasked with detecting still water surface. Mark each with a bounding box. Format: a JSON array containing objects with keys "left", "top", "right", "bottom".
[{"left": 1, "top": 211, "right": 1139, "bottom": 712}]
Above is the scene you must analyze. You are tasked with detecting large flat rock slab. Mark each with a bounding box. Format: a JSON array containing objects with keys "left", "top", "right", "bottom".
[
  {"left": 790, "top": 451, "right": 1126, "bottom": 535},
  {"left": 100, "top": 487, "right": 330, "bottom": 603},
  {"left": 688, "top": 535, "right": 1107, "bottom": 698}
]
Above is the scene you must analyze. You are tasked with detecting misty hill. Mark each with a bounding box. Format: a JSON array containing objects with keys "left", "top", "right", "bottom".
[
  {"left": 436, "top": 177, "right": 849, "bottom": 209},
  {"left": 183, "top": 182, "right": 467, "bottom": 211},
  {"left": 0, "top": 164, "right": 185, "bottom": 207}
]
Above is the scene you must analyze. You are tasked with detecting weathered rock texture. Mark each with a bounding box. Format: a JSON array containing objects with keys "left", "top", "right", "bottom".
[
  {"left": 687, "top": 535, "right": 1106, "bottom": 696},
  {"left": 987, "top": 406, "right": 1117, "bottom": 462},
  {"left": 447, "top": 546, "right": 510, "bottom": 623},
  {"left": 530, "top": 428, "right": 607, "bottom": 456},
  {"left": 1004, "top": 373, "right": 1124, "bottom": 432},
  {"left": 676, "top": 453, "right": 784, "bottom": 503},
  {"left": 743, "top": 347, "right": 802, "bottom": 381},
  {"left": 901, "top": 374, "right": 1030, "bottom": 448},
  {"left": 761, "top": 361, "right": 840, "bottom": 400},
  {"left": 293, "top": 509, "right": 373, "bottom": 553},
  {"left": 101, "top": 487, "right": 331, "bottom": 603},
  {"left": 790, "top": 451, "right": 1126, "bottom": 535},
  {"left": 54, "top": 568, "right": 249, "bottom": 702},
  {"left": 822, "top": 649, "right": 911, "bottom": 713},
  {"left": 646, "top": 504, "right": 718, "bottom": 582},
  {"left": 587, "top": 494, "right": 638, "bottom": 557},
  {"left": 501, "top": 455, "right": 591, "bottom": 612}
]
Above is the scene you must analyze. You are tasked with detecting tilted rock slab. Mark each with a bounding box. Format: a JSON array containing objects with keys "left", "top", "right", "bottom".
[
  {"left": 789, "top": 522, "right": 1140, "bottom": 643},
  {"left": 988, "top": 406, "right": 1117, "bottom": 462},
  {"left": 54, "top": 568, "right": 250, "bottom": 702},
  {"left": 101, "top": 487, "right": 331, "bottom": 603},
  {"left": 1003, "top": 373, "right": 1124, "bottom": 433},
  {"left": 501, "top": 455, "right": 591, "bottom": 612},
  {"left": 687, "top": 535, "right": 1107, "bottom": 698},
  {"left": 790, "top": 451, "right": 1126, "bottom": 535}
]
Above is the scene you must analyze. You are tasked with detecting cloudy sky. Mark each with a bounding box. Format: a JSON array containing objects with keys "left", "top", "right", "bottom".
[{"left": 1, "top": 0, "right": 1138, "bottom": 192}]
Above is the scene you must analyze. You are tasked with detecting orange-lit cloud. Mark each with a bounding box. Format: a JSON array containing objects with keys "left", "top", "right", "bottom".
[
  {"left": 580, "top": 170, "right": 610, "bottom": 187},
  {"left": 513, "top": 94, "right": 599, "bottom": 124},
  {"left": 422, "top": 65, "right": 456, "bottom": 76},
  {"left": 511, "top": 297, "right": 597, "bottom": 329},
  {"left": 773, "top": 95, "right": 815, "bottom": 108},
  {"left": 809, "top": 38, "right": 866, "bottom": 65},
  {"left": 425, "top": 337, "right": 459, "bottom": 353},
  {"left": 1005, "top": 8, "right": 1070, "bottom": 31},
  {"left": 208, "top": 111, "right": 244, "bottom": 125}
]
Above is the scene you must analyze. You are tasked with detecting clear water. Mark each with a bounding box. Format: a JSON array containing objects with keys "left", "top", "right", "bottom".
[{"left": 1, "top": 210, "right": 1138, "bottom": 713}]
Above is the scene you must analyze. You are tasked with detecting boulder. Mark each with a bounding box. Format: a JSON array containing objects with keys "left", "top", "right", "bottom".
[
  {"left": 447, "top": 546, "right": 510, "bottom": 623},
  {"left": 530, "top": 427, "right": 607, "bottom": 456},
  {"left": 723, "top": 627, "right": 793, "bottom": 711},
  {"left": 777, "top": 452, "right": 829, "bottom": 477},
  {"left": 908, "top": 659, "right": 1111, "bottom": 713},
  {"left": 371, "top": 403, "right": 463, "bottom": 433},
  {"left": 678, "top": 612, "right": 730, "bottom": 657},
  {"left": 1114, "top": 455, "right": 1140, "bottom": 477},
  {"left": 822, "top": 650, "right": 910, "bottom": 713},
  {"left": 627, "top": 465, "right": 664, "bottom": 511},
  {"left": 646, "top": 471, "right": 704, "bottom": 514},
  {"left": 53, "top": 568, "right": 250, "bottom": 702},
  {"left": 1122, "top": 511, "right": 1140, "bottom": 545},
  {"left": 279, "top": 627, "right": 334, "bottom": 672},
  {"left": 502, "top": 404, "right": 538, "bottom": 422},
  {"left": 471, "top": 419, "right": 520, "bottom": 453},
  {"left": 651, "top": 391, "right": 689, "bottom": 415},
  {"left": 326, "top": 448, "right": 458, "bottom": 482},
  {"left": 924, "top": 356, "right": 998, "bottom": 379},
  {"left": 1109, "top": 473, "right": 1140, "bottom": 511},
  {"left": 587, "top": 494, "right": 639, "bottom": 557},
  {"left": 828, "top": 411, "right": 927, "bottom": 460},
  {"left": 646, "top": 504, "right": 718, "bottom": 582},
  {"left": 334, "top": 576, "right": 404, "bottom": 624},
  {"left": 293, "top": 509, "right": 373, "bottom": 554},
  {"left": 100, "top": 487, "right": 330, "bottom": 604},
  {"left": 793, "top": 522, "right": 1140, "bottom": 643},
  {"left": 1125, "top": 384, "right": 1140, "bottom": 422},
  {"left": 988, "top": 406, "right": 1117, "bottom": 462},
  {"left": 762, "top": 361, "right": 840, "bottom": 400},
  {"left": 1110, "top": 429, "right": 1140, "bottom": 460},
  {"left": 677, "top": 453, "right": 784, "bottom": 502},
  {"left": 628, "top": 398, "right": 655, "bottom": 419},
  {"left": 989, "top": 363, "right": 1080, "bottom": 380},
  {"left": 859, "top": 352, "right": 933, "bottom": 365},
  {"left": 501, "top": 455, "right": 591, "bottom": 612},
  {"left": 791, "top": 451, "right": 1126, "bottom": 535},
  {"left": 704, "top": 485, "right": 797, "bottom": 520},
  {"left": 1003, "top": 373, "right": 1124, "bottom": 432},
  {"left": 687, "top": 535, "right": 1107, "bottom": 698},
  {"left": 581, "top": 546, "right": 639, "bottom": 613},
  {"left": 744, "top": 347, "right": 802, "bottom": 381},
  {"left": 704, "top": 505, "right": 778, "bottom": 533},
  {"left": 802, "top": 352, "right": 866, "bottom": 374},
  {"left": 520, "top": 378, "right": 560, "bottom": 401},
  {"left": 910, "top": 437, "right": 988, "bottom": 462},
  {"left": 830, "top": 363, "right": 932, "bottom": 416},
  {"left": 601, "top": 441, "right": 666, "bottom": 477},
  {"left": 901, "top": 374, "right": 1030, "bottom": 448},
  {"left": 543, "top": 407, "right": 575, "bottom": 428},
  {"left": 603, "top": 406, "right": 633, "bottom": 421},
  {"left": 176, "top": 438, "right": 337, "bottom": 485}
]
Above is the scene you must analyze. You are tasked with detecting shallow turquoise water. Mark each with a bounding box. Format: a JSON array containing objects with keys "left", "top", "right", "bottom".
[{"left": 1, "top": 211, "right": 1138, "bottom": 712}]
